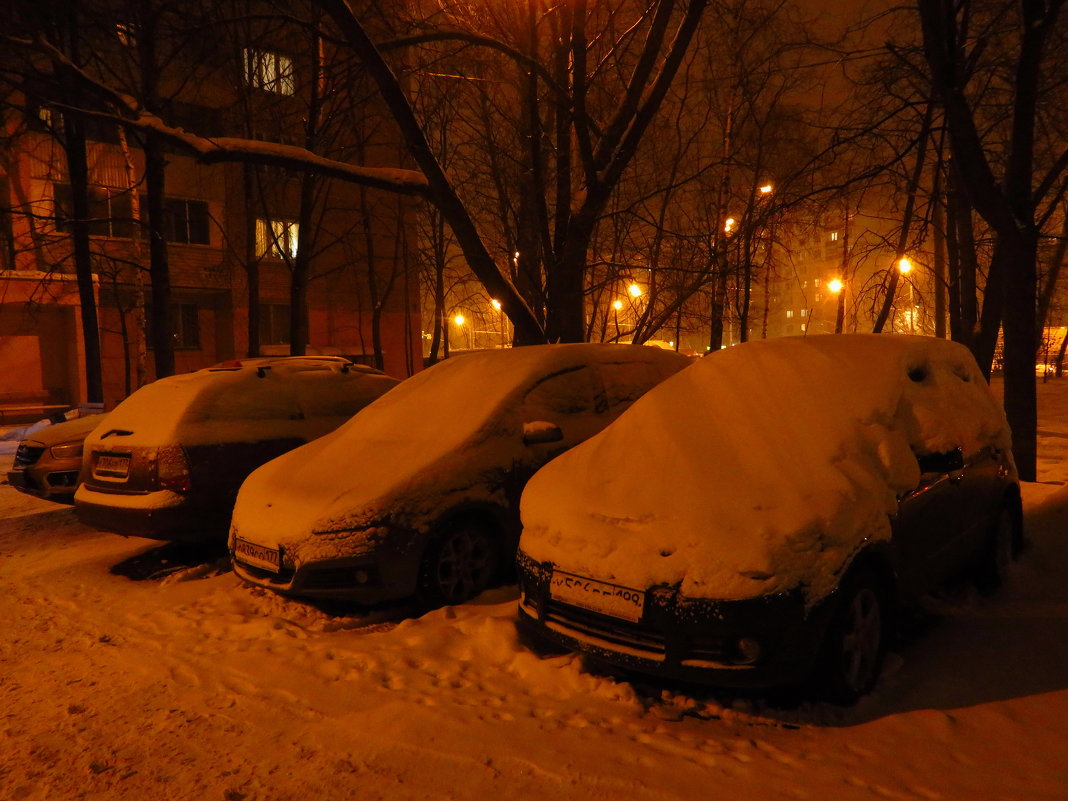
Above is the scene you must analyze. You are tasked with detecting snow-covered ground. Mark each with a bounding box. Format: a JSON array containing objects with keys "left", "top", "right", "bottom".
[{"left": 2, "top": 376, "right": 1068, "bottom": 801}]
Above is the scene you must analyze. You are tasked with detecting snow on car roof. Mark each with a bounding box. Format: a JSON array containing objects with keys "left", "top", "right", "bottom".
[
  {"left": 231, "top": 343, "right": 687, "bottom": 548},
  {"left": 87, "top": 358, "right": 391, "bottom": 448},
  {"left": 519, "top": 335, "right": 1014, "bottom": 604}
]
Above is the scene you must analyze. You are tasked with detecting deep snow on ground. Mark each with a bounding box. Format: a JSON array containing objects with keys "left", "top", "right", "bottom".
[{"left": 2, "top": 377, "right": 1068, "bottom": 801}]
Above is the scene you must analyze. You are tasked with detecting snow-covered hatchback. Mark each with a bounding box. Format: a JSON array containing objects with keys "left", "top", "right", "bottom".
[
  {"left": 516, "top": 335, "right": 1022, "bottom": 703},
  {"left": 74, "top": 357, "right": 398, "bottom": 540},
  {"left": 229, "top": 344, "right": 691, "bottom": 607}
]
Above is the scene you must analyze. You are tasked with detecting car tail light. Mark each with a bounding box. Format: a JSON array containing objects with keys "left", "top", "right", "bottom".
[{"left": 157, "top": 446, "right": 192, "bottom": 492}]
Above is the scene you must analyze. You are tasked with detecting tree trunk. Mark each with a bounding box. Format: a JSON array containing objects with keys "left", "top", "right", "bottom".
[
  {"left": 61, "top": 108, "right": 103, "bottom": 404},
  {"left": 144, "top": 134, "right": 174, "bottom": 378}
]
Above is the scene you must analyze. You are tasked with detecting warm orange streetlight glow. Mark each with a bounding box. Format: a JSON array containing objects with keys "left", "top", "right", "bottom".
[
  {"left": 828, "top": 279, "right": 844, "bottom": 294},
  {"left": 612, "top": 299, "right": 623, "bottom": 310},
  {"left": 759, "top": 184, "right": 773, "bottom": 195},
  {"left": 490, "top": 299, "right": 502, "bottom": 311},
  {"left": 453, "top": 314, "right": 465, "bottom": 326},
  {"left": 628, "top": 283, "right": 642, "bottom": 298},
  {"left": 724, "top": 217, "right": 736, "bottom": 234},
  {"left": 898, "top": 257, "right": 912, "bottom": 275}
]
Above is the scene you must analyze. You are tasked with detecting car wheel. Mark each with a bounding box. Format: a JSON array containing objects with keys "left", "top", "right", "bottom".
[
  {"left": 976, "top": 502, "right": 1017, "bottom": 595},
  {"left": 419, "top": 521, "right": 498, "bottom": 607},
  {"left": 818, "top": 569, "right": 887, "bottom": 705}
]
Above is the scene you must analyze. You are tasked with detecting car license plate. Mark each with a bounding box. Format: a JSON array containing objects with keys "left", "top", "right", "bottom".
[
  {"left": 550, "top": 570, "right": 645, "bottom": 622},
  {"left": 233, "top": 538, "right": 281, "bottom": 572},
  {"left": 93, "top": 454, "right": 130, "bottom": 480}
]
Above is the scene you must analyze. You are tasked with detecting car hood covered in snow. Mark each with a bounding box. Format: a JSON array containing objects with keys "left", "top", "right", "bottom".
[
  {"left": 230, "top": 344, "right": 684, "bottom": 561},
  {"left": 519, "top": 335, "right": 1014, "bottom": 604}
]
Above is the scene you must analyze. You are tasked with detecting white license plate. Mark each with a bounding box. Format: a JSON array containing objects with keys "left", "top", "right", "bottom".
[
  {"left": 550, "top": 570, "right": 645, "bottom": 622},
  {"left": 233, "top": 538, "right": 281, "bottom": 572},
  {"left": 93, "top": 454, "right": 130, "bottom": 479}
]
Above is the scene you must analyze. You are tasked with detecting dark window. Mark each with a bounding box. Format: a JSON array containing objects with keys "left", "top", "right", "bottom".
[
  {"left": 145, "top": 303, "right": 200, "bottom": 350},
  {"left": 137, "top": 195, "right": 210, "bottom": 244},
  {"left": 54, "top": 183, "right": 132, "bottom": 238},
  {"left": 175, "top": 303, "right": 200, "bottom": 348},
  {"left": 259, "top": 303, "right": 291, "bottom": 346},
  {"left": 163, "top": 198, "right": 210, "bottom": 245}
]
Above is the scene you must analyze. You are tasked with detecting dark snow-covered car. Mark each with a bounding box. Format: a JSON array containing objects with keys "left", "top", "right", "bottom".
[
  {"left": 516, "top": 335, "right": 1021, "bottom": 704},
  {"left": 74, "top": 357, "right": 398, "bottom": 540},
  {"left": 228, "top": 344, "right": 692, "bottom": 607},
  {"left": 7, "top": 413, "right": 106, "bottom": 503}
]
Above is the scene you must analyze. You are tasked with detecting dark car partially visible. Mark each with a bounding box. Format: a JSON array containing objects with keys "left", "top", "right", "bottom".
[
  {"left": 75, "top": 357, "right": 398, "bottom": 540},
  {"left": 516, "top": 335, "right": 1021, "bottom": 704}
]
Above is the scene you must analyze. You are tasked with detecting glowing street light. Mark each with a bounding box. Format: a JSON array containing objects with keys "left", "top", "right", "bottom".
[
  {"left": 759, "top": 184, "right": 773, "bottom": 195},
  {"left": 898, "top": 257, "right": 912, "bottom": 275},
  {"left": 612, "top": 299, "right": 623, "bottom": 311},
  {"left": 724, "top": 217, "right": 736, "bottom": 234},
  {"left": 828, "top": 278, "right": 845, "bottom": 334},
  {"left": 453, "top": 314, "right": 465, "bottom": 326},
  {"left": 628, "top": 283, "right": 642, "bottom": 298},
  {"left": 490, "top": 299, "right": 501, "bottom": 311}
]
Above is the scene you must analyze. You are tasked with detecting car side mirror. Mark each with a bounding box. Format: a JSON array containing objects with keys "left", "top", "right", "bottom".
[{"left": 523, "top": 421, "right": 563, "bottom": 446}]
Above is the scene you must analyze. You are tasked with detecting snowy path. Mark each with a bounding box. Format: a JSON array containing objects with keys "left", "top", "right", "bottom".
[{"left": 4, "top": 384, "right": 1068, "bottom": 800}]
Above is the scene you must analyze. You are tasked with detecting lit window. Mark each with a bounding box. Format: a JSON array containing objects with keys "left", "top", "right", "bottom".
[
  {"left": 786, "top": 310, "right": 794, "bottom": 319},
  {"left": 801, "top": 309, "right": 808, "bottom": 318},
  {"left": 830, "top": 231, "right": 839, "bottom": 242},
  {"left": 243, "top": 48, "right": 295, "bottom": 95},
  {"left": 256, "top": 218, "right": 299, "bottom": 260},
  {"left": 801, "top": 323, "right": 807, "bottom": 332},
  {"left": 116, "top": 22, "right": 136, "bottom": 46}
]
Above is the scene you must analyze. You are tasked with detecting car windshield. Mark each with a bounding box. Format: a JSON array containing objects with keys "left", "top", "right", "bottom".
[{"left": 330, "top": 345, "right": 607, "bottom": 449}]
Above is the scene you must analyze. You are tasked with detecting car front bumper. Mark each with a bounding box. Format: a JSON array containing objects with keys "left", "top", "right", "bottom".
[
  {"left": 515, "top": 551, "right": 834, "bottom": 689},
  {"left": 7, "top": 465, "right": 80, "bottom": 503},
  {"left": 230, "top": 527, "right": 422, "bottom": 604}
]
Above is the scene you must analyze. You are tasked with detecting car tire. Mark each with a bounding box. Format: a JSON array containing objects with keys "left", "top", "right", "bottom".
[
  {"left": 976, "top": 501, "right": 1018, "bottom": 595},
  {"left": 817, "top": 568, "right": 888, "bottom": 705},
  {"left": 418, "top": 520, "right": 498, "bottom": 607}
]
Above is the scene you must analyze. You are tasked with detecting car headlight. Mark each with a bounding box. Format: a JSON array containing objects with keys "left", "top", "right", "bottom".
[{"left": 50, "top": 442, "right": 84, "bottom": 459}]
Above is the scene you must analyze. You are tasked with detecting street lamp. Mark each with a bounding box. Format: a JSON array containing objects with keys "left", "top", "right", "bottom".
[
  {"left": 828, "top": 278, "right": 845, "bottom": 334},
  {"left": 724, "top": 217, "right": 736, "bottom": 234},
  {"left": 628, "top": 283, "right": 642, "bottom": 298},
  {"left": 490, "top": 299, "right": 506, "bottom": 349},
  {"left": 898, "top": 257, "right": 916, "bottom": 332},
  {"left": 612, "top": 299, "right": 623, "bottom": 340}
]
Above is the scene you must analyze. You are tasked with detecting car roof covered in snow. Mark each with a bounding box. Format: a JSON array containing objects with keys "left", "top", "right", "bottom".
[
  {"left": 518, "top": 334, "right": 1014, "bottom": 604},
  {"left": 86, "top": 357, "right": 398, "bottom": 448}
]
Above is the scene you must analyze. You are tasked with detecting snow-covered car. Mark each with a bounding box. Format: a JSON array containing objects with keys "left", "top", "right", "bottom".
[
  {"left": 7, "top": 413, "right": 106, "bottom": 503},
  {"left": 515, "top": 335, "right": 1022, "bottom": 704},
  {"left": 228, "top": 344, "right": 692, "bottom": 607},
  {"left": 74, "top": 357, "right": 398, "bottom": 540}
]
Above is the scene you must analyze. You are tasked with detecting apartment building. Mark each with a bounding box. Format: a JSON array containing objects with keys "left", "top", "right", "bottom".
[{"left": 0, "top": 11, "right": 420, "bottom": 417}]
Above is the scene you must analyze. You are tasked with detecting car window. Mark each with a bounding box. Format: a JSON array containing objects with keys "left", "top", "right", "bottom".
[
  {"left": 198, "top": 378, "right": 302, "bottom": 422},
  {"left": 522, "top": 366, "right": 601, "bottom": 418},
  {"left": 290, "top": 370, "right": 386, "bottom": 419},
  {"left": 596, "top": 361, "right": 660, "bottom": 414}
]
